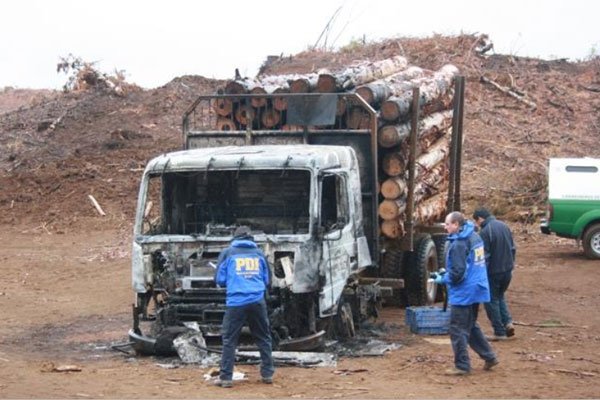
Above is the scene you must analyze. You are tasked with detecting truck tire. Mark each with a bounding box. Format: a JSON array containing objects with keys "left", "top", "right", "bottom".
[
  {"left": 334, "top": 302, "right": 356, "bottom": 339},
  {"left": 432, "top": 234, "right": 449, "bottom": 302},
  {"left": 432, "top": 234, "right": 449, "bottom": 271},
  {"left": 380, "top": 250, "right": 406, "bottom": 306},
  {"left": 583, "top": 223, "right": 600, "bottom": 259},
  {"left": 405, "top": 235, "right": 439, "bottom": 306}
]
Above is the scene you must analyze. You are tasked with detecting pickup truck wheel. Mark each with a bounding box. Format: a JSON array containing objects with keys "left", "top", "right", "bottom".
[
  {"left": 405, "top": 235, "right": 438, "bottom": 306},
  {"left": 583, "top": 223, "right": 600, "bottom": 259},
  {"left": 381, "top": 250, "right": 406, "bottom": 306}
]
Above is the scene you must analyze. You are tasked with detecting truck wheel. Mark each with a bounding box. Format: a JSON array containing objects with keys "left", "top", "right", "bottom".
[
  {"left": 380, "top": 250, "right": 406, "bottom": 306},
  {"left": 583, "top": 223, "right": 600, "bottom": 259},
  {"left": 432, "top": 234, "right": 449, "bottom": 271},
  {"left": 334, "top": 302, "right": 356, "bottom": 339},
  {"left": 432, "top": 234, "right": 448, "bottom": 302},
  {"left": 405, "top": 235, "right": 438, "bottom": 306}
]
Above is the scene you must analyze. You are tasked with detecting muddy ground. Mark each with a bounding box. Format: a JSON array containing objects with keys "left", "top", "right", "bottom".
[{"left": 1, "top": 221, "right": 599, "bottom": 399}]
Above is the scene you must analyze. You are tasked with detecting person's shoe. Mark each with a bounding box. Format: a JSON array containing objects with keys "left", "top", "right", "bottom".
[
  {"left": 487, "top": 334, "right": 512, "bottom": 341},
  {"left": 213, "top": 379, "right": 233, "bottom": 388},
  {"left": 261, "top": 376, "right": 273, "bottom": 384},
  {"left": 444, "top": 367, "right": 470, "bottom": 376},
  {"left": 483, "top": 358, "right": 499, "bottom": 371},
  {"left": 505, "top": 323, "right": 515, "bottom": 337}
]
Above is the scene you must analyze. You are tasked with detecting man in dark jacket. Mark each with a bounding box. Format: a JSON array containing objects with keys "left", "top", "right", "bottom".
[
  {"left": 473, "top": 207, "right": 516, "bottom": 340},
  {"left": 434, "top": 212, "right": 498, "bottom": 375},
  {"left": 213, "top": 226, "right": 274, "bottom": 388}
]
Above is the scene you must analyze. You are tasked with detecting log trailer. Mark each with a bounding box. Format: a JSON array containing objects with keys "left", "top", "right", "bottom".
[{"left": 128, "top": 79, "right": 465, "bottom": 354}]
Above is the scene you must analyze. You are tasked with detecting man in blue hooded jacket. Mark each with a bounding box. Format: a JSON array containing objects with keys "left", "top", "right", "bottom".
[
  {"left": 434, "top": 212, "right": 498, "bottom": 375},
  {"left": 213, "top": 226, "right": 274, "bottom": 388}
]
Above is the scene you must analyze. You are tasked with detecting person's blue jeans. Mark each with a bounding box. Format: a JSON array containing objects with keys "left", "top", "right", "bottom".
[
  {"left": 449, "top": 304, "right": 497, "bottom": 372},
  {"left": 484, "top": 270, "right": 513, "bottom": 336},
  {"left": 220, "top": 299, "right": 274, "bottom": 381}
]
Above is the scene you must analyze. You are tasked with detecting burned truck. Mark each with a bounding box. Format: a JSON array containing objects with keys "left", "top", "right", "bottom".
[{"left": 129, "top": 81, "right": 465, "bottom": 354}]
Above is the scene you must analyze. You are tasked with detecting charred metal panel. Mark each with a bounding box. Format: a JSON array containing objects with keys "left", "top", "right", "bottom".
[{"left": 291, "top": 239, "right": 322, "bottom": 293}]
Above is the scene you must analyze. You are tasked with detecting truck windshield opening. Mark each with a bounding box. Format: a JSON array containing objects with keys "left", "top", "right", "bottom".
[{"left": 145, "top": 169, "right": 311, "bottom": 235}]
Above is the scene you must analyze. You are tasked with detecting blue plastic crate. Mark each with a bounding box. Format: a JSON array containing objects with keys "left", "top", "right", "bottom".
[{"left": 405, "top": 306, "right": 450, "bottom": 335}]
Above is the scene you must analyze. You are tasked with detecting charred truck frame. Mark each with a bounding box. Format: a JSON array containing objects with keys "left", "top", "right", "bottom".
[{"left": 129, "top": 80, "right": 465, "bottom": 354}]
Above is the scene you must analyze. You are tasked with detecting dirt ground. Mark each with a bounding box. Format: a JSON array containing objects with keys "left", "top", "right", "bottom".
[{"left": 1, "top": 221, "right": 599, "bottom": 399}]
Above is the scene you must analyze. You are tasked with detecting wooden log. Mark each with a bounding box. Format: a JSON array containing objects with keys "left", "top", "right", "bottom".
[
  {"left": 380, "top": 159, "right": 447, "bottom": 206},
  {"left": 386, "top": 66, "right": 426, "bottom": 84},
  {"left": 317, "top": 56, "right": 409, "bottom": 93},
  {"left": 356, "top": 84, "right": 392, "bottom": 106},
  {"left": 381, "top": 218, "right": 405, "bottom": 239},
  {"left": 480, "top": 75, "right": 537, "bottom": 109},
  {"left": 381, "top": 133, "right": 449, "bottom": 177},
  {"left": 381, "top": 176, "right": 408, "bottom": 199},
  {"left": 345, "top": 106, "right": 371, "bottom": 129},
  {"left": 281, "top": 124, "right": 304, "bottom": 131},
  {"left": 380, "top": 96, "right": 411, "bottom": 122},
  {"left": 382, "top": 151, "right": 408, "bottom": 177},
  {"left": 273, "top": 87, "right": 289, "bottom": 111},
  {"left": 417, "top": 125, "right": 450, "bottom": 154},
  {"left": 356, "top": 66, "right": 425, "bottom": 105},
  {"left": 290, "top": 74, "right": 319, "bottom": 93},
  {"left": 415, "top": 136, "right": 449, "bottom": 178},
  {"left": 316, "top": 68, "right": 337, "bottom": 93},
  {"left": 336, "top": 96, "right": 348, "bottom": 117},
  {"left": 381, "top": 64, "right": 458, "bottom": 122},
  {"left": 250, "top": 86, "right": 267, "bottom": 108},
  {"left": 414, "top": 192, "right": 448, "bottom": 224},
  {"left": 378, "top": 198, "right": 407, "bottom": 221},
  {"left": 378, "top": 110, "right": 453, "bottom": 148},
  {"left": 253, "top": 77, "right": 293, "bottom": 109},
  {"left": 216, "top": 117, "right": 237, "bottom": 131},
  {"left": 225, "top": 78, "right": 258, "bottom": 94},
  {"left": 261, "top": 108, "right": 281, "bottom": 129},
  {"left": 235, "top": 104, "right": 255, "bottom": 126},
  {"left": 214, "top": 97, "right": 234, "bottom": 117},
  {"left": 413, "top": 162, "right": 447, "bottom": 201},
  {"left": 380, "top": 127, "right": 448, "bottom": 177}
]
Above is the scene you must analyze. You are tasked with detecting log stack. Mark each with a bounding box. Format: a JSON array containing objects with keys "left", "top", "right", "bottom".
[{"left": 215, "top": 56, "right": 458, "bottom": 239}]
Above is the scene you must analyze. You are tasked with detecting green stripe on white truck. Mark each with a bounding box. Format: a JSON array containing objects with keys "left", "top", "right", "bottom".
[{"left": 548, "top": 199, "right": 600, "bottom": 238}]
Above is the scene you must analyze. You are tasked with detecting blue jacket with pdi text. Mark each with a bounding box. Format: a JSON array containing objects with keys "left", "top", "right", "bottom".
[
  {"left": 442, "top": 220, "right": 491, "bottom": 306},
  {"left": 216, "top": 239, "right": 269, "bottom": 307}
]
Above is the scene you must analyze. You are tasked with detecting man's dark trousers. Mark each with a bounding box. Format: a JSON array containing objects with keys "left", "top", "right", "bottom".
[
  {"left": 450, "top": 304, "right": 496, "bottom": 372},
  {"left": 484, "top": 270, "right": 513, "bottom": 336},
  {"left": 220, "top": 299, "right": 274, "bottom": 381}
]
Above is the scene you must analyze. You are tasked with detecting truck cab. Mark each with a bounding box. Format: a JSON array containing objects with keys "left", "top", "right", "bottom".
[
  {"left": 129, "top": 89, "right": 464, "bottom": 354},
  {"left": 541, "top": 158, "right": 600, "bottom": 259}
]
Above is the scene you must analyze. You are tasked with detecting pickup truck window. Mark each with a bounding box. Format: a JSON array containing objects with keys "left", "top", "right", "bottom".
[{"left": 565, "top": 166, "right": 598, "bottom": 173}]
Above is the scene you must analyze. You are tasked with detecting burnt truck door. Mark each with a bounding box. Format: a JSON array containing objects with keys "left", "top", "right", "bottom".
[{"left": 318, "top": 171, "right": 357, "bottom": 316}]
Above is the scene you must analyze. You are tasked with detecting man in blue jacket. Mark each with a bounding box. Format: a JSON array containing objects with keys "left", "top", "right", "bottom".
[
  {"left": 473, "top": 207, "right": 516, "bottom": 340},
  {"left": 434, "top": 212, "right": 498, "bottom": 375},
  {"left": 213, "top": 226, "right": 274, "bottom": 388}
]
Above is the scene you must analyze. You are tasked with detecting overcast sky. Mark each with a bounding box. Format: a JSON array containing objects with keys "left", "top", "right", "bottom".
[{"left": 1, "top": 0, "right": 598, "bottom": 89}]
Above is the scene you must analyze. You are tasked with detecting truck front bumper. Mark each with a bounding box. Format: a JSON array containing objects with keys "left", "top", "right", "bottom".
[
  {"left": 540, "top": 219, "right": 551, "bottom": 235},
  {"left": 128, "top": 329, "right": 160, "bottom": 355}
]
